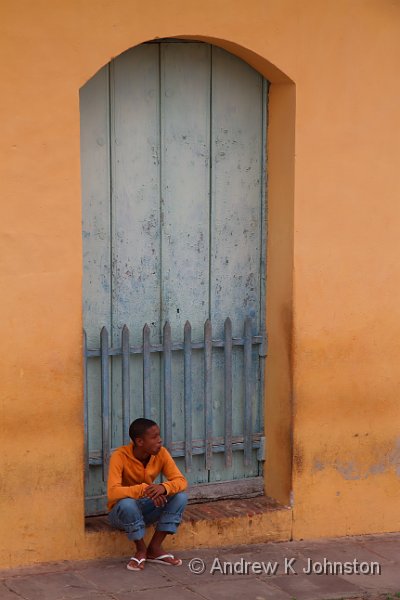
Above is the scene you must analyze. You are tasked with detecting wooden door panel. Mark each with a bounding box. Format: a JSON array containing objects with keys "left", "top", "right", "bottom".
[
  {"left": 80, "top": 65, "right": 111, "bottom": 507},
  {"left": 210, "top": 46, "right": 265, "bottom": 482},
  {"left": 111, "top": 44, "right": 162, "bottom": 447},
  {"left": 160, "top": 42, "right": 211, "bottom": 484}
]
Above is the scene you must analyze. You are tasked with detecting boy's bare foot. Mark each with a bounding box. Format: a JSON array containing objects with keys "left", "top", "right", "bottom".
[
  {"left": 127, "top": 549, "right": 147, "bottom": 570},
  {"left": 146, "top": 545, "right": 182, "bottom": 566}
]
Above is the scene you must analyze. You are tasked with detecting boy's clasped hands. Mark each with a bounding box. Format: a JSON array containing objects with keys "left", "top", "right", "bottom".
[{"left": 144, "top": 483, "right": 168, "bottom": 507}]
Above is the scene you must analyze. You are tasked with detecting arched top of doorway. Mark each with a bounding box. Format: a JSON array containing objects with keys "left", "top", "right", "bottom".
[{"left": 79, "top": 35, "right": 293, "bottom": 90}]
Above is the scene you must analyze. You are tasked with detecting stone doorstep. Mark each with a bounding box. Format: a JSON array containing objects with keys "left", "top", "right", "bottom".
[
  {"left": 85, "top": 495, "right": 289, "bottom": 533},
  {"left": 81, "top": 494, "right": 293, "bottom": 559}
]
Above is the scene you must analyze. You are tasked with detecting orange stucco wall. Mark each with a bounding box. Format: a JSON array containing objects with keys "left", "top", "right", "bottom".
[{"left": 1, "top": 0, "right": 400, "bottom": 569}]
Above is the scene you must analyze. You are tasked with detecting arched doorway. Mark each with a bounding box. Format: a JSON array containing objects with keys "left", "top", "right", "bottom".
[{"left": 81, "top": 38, "right": 268, "bottom": 515}]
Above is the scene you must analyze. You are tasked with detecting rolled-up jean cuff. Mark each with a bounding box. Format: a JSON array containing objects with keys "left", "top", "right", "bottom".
[
  {"left": 156, "top": 523, "right": 179, "bottom": 533},
  {"left": 109, "top": 514, "right": 146, "bottom": 541},
  {"left": 125, "top": 522, "right": 146, "bottom": 541},
  {"left": 156, "top": 512, "right": 184, "bottom": 534}
]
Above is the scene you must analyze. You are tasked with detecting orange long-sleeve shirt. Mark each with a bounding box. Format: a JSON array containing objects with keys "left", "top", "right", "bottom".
[{"left": 107, "top": 441, "right": 188, "bottom": 512}]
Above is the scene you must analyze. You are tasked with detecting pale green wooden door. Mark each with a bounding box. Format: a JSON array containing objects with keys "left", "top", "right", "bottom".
[{"left": 81, "top": 40, "right": 268, "bottom": 515}]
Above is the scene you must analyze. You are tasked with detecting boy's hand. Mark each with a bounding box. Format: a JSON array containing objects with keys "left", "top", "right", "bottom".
[
  {"left": 144, "top": 483, "right": 167, "bottom": 502},
  {"left": 152, "top": 494, "right": 167, "bottom": 507}
]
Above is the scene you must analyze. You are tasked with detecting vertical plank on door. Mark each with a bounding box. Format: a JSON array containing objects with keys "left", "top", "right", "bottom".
[
  {"left": 160, "top": 42, "right": 211, "bottom": 484},
  {"left": 257, "top": 77, "right": 269, "bottom": 474},
  {"left": 111, "top": 45, "right": 161, "bottom": 448},
  {"left": 210, "top": 46, "right": 264, "bottom": 482},
  {"left": 80, "top": 64, "right": 111, "bottom": 513}
]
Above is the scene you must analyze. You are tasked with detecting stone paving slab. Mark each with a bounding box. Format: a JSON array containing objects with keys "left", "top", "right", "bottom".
[
  {"left": 78, "top": 558, "right": 176, "bottom": 593},
  {"left": 217, "top": 542, "right": 310, "bottom": 572},
  {"left": 186, "top": 576, "right": 294, "bottom": 599},
  {"left": 48, "top": 594, "right": 112, "bottom": 600},
  {"left": 340, "top": 562, "right": 400, "bottom": 593},
  {"left": 294, "top": 539, "right": 393, "bottom": 564},
  {"left": 0, "top": 581, "right": 27, "bottom": 600},
  {"left": 267, "top": 573, "right": 364, "bottom": 600},
  {"left": 114, "top": 585, "right": 205, "bottom": 600},
  {"left": 361, "top": 539, "right": 400, "bottom": 562},
  {"left": 151, "top": 558, "right": 255, "bottom": 584},
  {"left": 4, "top": 571, "right": 98, "bottom": 600}
]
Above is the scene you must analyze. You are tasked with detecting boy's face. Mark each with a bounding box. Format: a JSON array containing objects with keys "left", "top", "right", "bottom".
[{"left": 136, "top": 424, "right": 162, "bottom": 455}]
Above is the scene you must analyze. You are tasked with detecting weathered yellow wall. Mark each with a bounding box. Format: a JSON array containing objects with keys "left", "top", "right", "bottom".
[{"left": 1, "top": 0, "right": 399, "bottom": 569}]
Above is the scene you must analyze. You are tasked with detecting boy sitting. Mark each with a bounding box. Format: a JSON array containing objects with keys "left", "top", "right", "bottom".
[{"left": 107, "top": 418, "right": 188, "bottom": 571}]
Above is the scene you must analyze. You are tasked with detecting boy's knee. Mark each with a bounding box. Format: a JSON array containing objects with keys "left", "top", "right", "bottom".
[
  {"left": 115, "top": 498, "right": 141, "bottom": 520},
  {"left": 170, "top": 491, "right": 189, "bottom": 507}
]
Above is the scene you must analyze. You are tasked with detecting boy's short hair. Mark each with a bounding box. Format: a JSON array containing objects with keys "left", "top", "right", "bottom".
[{"left": 129, "top": 418, "right": 158, "bottom": 443}]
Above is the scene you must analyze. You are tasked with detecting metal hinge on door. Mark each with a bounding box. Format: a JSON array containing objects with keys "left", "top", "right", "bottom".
[
  {"left": 257, "top": 436, "right": 266, "bottom": 461},
  {"left": 258, "top": 326, "right": 268, "bottom": 358}
]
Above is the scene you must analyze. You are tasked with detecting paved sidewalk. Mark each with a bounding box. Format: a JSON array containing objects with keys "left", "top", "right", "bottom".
[{"left": 1, "top": 532, "right": 400, "bottom": 600}]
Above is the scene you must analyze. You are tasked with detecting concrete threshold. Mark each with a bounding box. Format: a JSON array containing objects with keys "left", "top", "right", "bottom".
[{"left": 83, "top": 495, "right": 292, "bottom": 559}]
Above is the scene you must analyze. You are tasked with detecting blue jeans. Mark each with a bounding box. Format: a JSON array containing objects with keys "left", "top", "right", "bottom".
[{"left": 108, "top": 492, "right": 188, "bottom": 541}]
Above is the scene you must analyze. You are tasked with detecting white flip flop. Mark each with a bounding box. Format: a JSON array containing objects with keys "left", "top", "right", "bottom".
[
  {"left": 127, "top": 556, "right": 146, "bottom": 571},
  {"left": 146, "top": 553, "right": 182, "bottom": 566}
]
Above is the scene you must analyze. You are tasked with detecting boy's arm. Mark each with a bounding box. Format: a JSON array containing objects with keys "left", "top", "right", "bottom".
[
  {"left": 160, "top": 448, "right": 188, "bottom": 495},
  {"left": 107, "top": 451, "right": 149, "bottom": 503}
]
